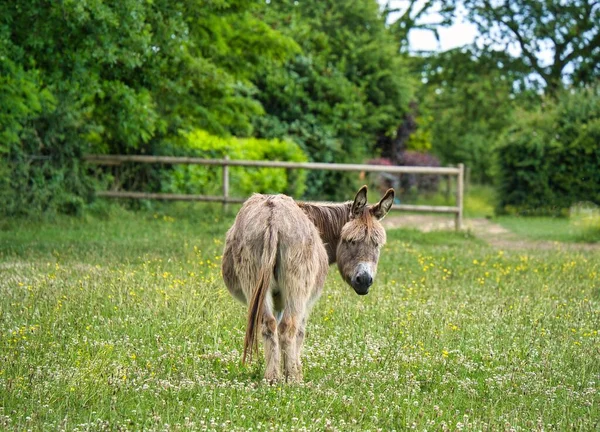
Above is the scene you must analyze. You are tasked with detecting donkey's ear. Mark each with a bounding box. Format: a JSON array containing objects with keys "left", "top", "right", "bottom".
[
  {"left": 351, "top": 185, "right": 368, "bottom": 218},
  {"left": 371, "top": 188, "right": 395, "bottom": 220}
]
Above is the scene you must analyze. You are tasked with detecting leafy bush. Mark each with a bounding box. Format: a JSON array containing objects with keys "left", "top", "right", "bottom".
[
  {"left": 253, "top": 58, "right": 369, "bottom": 202},
  {"left": 162, "top": 130, "right": 308, "bottom": 199},
  {"left": 0, "top": 50, "right": 97, "bottom": 216},
  {"left": 0, "top": 0, "right": 297, "bottom": 216},
  {"left": 496, "top": 86, "right": 600, "bottom": 215}
]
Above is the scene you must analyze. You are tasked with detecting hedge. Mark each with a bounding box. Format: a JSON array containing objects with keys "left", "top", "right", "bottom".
[
  {"left": 496, "top": 87, "right": 600, "bottom": 216},
  {"left": 162, "top": 130, "right": 308, "bottom": 199}
]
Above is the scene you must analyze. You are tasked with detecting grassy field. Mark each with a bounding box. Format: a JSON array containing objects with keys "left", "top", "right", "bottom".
[
  {"left": 1, "top": 205, "right": 599, "bottom": 431},
  {"left": 496, "top": 216, "right": 600, "bottom": 244},
  {"left": 407, "top": 184, "right": 600, "bottom": 243}
]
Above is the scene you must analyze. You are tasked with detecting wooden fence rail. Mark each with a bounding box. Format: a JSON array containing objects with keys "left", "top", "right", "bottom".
[{"left": 84, "top": 154, "right": 464, "bottom": 229}]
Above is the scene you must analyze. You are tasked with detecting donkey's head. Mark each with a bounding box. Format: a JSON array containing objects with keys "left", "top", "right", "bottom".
[{"left": 336, "top": 186, "right": 394, "bottom": 295}]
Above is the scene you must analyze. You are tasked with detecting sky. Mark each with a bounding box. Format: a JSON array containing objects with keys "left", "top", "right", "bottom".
[
  {"left": 409, "top": 19, "right": 478, "bottom": 52},
  {"left": 378, "top": 1, "right": 556, "bottom": 90},
  {"left": 379, "top": 0, "right": 552, "bottom": 65},
  {"left": 379, "top": 0, "right": 479, "bottom": 52}
]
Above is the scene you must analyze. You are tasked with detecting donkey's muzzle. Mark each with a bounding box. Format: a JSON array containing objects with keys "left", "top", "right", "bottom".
[{"left": 352, "top": 271, "right": 373, "bottom": 295}]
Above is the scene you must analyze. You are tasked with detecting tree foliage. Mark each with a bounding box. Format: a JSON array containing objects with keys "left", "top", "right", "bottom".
[
  {"left": 253, "top": 0, "right": 414, "bottom": 200},
  {"left": 496, "top": 86, "right": 600, "bottom": 215},
  {"left": 414, "top": 48, "right": 525, "bottom": 183},
  {"left": 463, "top": 0, "right": 600, "bottom": 94},
  {"left": 0, "top": 0, "right": 298, "bottom": 215},
  {"left": 1, "top": 0, "right": 416, "bottom": 212},
  {"left": 4, "top": 0, "right": 598, "bottom": 215},
  {"left": 395, "top": 0, "right": 600, "bottom": 187}
]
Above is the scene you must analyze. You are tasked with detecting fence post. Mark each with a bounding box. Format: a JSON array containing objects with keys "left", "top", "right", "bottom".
[
  {"left": 223, "top": 155, "right": 230, "bottom": 212},
  {"left": 455, "top": 163, "right": 464, "bottom": 230}
]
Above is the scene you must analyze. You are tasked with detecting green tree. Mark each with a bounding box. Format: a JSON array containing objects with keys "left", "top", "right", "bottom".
[
  {"left": 496, "top": 86, "right": 600, "bottom": 214},
  {"left": 416, "top": 48, "right": 525, "bottom": 183},
  {"left": 0, "top": 0, "right": 297, "bottom": 215},
  {"left": 253, "top": 0, "right": 414, "bottom": 199},
  {"left": 463, "top": 0, "right": 600, "bottom": 95}
]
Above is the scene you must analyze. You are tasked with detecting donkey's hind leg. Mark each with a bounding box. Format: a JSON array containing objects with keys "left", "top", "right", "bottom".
[
  {"left": 294, "top": 315, "right": 307, "bottom": 380},
  {"left": 278, "top": 311, "right": 301, "bottom": 382},
  {"left": 261, "top": 296, "right": 281, "bottom": 383}
]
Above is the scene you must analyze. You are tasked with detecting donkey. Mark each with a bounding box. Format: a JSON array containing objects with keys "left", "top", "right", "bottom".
[{"left": 221, "top": 186, "right": 394, "bottom": 382}]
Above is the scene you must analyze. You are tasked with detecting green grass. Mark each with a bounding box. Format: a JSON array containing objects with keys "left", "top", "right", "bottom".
[
  {"left": 403, "top": 183, "right": 599, "bottom": 243},
  {"left": 1, "top": 205, "right": 599, "bottom": 430},
  {"left": 496, "top": 216, "right": 600, "bottom": 243}
]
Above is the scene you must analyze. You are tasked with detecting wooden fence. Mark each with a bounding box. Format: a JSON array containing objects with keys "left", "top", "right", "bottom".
[{"left": 84, "top": 155, "right": 464, "bottom": 229}]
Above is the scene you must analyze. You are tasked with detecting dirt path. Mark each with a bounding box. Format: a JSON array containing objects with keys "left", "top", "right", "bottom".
[{"left": 382, "top": 215, "right": 600, "bottom": 251}]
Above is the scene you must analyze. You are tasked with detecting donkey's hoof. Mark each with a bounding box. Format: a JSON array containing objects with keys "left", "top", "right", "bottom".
[
  {"left": 264, "top": 371, "right": 281, "bottom": 385},
  {"left": 284, "top": 371, "right": 303, "bottom": 383}
]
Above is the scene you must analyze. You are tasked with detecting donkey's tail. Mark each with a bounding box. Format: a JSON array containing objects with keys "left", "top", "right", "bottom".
[{"left": 243, "top": 221, "right": 278, "bottom": 364}]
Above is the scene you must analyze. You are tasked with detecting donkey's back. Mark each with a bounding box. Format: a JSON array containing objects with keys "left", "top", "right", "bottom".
[{"left": 222, "top": 194, "right": 328, "bottom": 303}]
